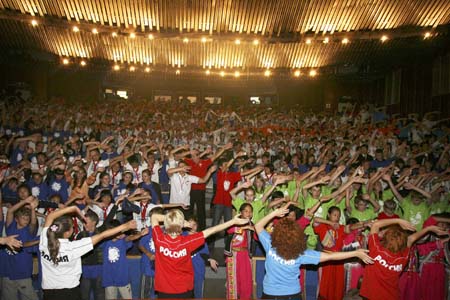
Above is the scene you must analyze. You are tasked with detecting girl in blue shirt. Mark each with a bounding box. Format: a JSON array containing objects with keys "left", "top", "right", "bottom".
[{"left": 255, "top": 203, "right": 374, "bottom": 299}]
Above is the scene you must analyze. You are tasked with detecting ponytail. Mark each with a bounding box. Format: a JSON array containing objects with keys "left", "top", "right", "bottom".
[{"left": 47, "top": 216, "right": 73, "bottom": 265}]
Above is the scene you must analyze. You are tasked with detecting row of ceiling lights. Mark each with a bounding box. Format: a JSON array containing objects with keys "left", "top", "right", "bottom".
[
  {"left": 61, "top": 57, "right": 316, "bottom": 77},
  {"left": 30, "top": 19, "right": 437, "bottom": 45}
]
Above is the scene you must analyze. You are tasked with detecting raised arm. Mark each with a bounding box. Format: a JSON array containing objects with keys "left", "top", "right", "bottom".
[
  {"left": 202, "top": 214, "right": 250, "bottom": 238},
  {"left": 382, "top": 174, "right": 405, "bottom": 202},
  {"left": 370, "top": 218, "right": 415, "bottom": 235},
  {"left": 6, "top": 196, "right": 35, "bottom": 227},
  {"left": 91, "top": 220, "right": 137, "bottom": 246},
  {"left": 255, "top": 204, "right": 290, "bottom": 234},
  {"left": 197, "top": 165, "right": 217, "bottom": 184},
  {"left": 44, "top": 205, "right": 85, "bottom": 228},
  {"left": 319, "top": 248, "right": 373, "bottom": 264},
  {"left": 402, "top": 182, "right": 432, "bottom": 199},
  {"left": 210, "top": 143, "right": 233, "bottom": 162},
  {"left": 407, "top": 225, "right": 449, "bottom": 247}
]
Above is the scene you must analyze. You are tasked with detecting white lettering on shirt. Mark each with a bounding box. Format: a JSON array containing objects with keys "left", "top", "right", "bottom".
[
  {"left": 159, "top": 246, "right": 187, "bottom": 258},
  {"left": 374, "top": 255, "right": 403, "bottom": 272},
  {"left": 268, "top": 249, "right": 295, "bottom": 266}
]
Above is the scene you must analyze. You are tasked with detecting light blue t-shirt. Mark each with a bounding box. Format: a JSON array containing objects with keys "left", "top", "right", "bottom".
[{"left": 258, "top": 230, "right": 321, "bottom": 296}]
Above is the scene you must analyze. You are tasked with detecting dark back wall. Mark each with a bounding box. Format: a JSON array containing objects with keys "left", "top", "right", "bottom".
[{"left": 0, "top": 56, "right": 448, "bottom": 116}]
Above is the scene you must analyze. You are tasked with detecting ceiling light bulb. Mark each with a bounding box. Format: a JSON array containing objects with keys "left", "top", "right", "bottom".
[
  {"left": 113, "top": 65, "right": 120, "bottom": 71},
  {"left": 73, "top": 26, "right": 79, "bottom": 32},
  {"left": 129, "top": 66, "right": 135, "bottom": 72},
  {"left": 183, "top": 38, "right": 189, "bottom": 43},
  {"left": 323, "top": 37, "right": 329, "bottom": 44},
  {"left": 31, "top": 20, "right": 38, "bottom": 26},
  {"left": 294, "top": 70, "right": 301, "bottom": 77},
  {"left": 264, "top": 70, "right": 271, "bottom": 77},
  {"left": 381, "top": 35, "right": 388, "bottom": 42},
  {"left": 92, "top": 28, "right": 98, "bottom": 34},
  {"left": 424, "top": 32, "right": 431, "bottom": 39},
  {"left": 201, "top": 37, "right": 207, "bottom": 43},
  {"left": 145, "top": 67, "right": 150, "bottom": 72},
  {"left": 205, "top": 70, "right": 210, "bottom": 75},
  {"left": 253, "top": 39, "right": 259, "bottom": 45},
  {"left": 62, "top": 58, "right": 69, "bottom": 65},
  {"left": 80, "top": 60, "right": 86, "bottom": 66},
  {"left": 130, "top": 33, "right": 136, "bottom": 39},
  {"left": 235, "top": 39, "right": 241, "bottom": 45},
  {"left": 234, "top": 71, "right": 240, "bottom": 78},
  {"left": 148, "top": 34, "right": 154, "bottom": 40},
  {"left": 176, "top": 69, "right": 181, "bottom": 75},
  {"left": 342, "top": 38, "right": 349, "bottom": 44},
  {"left": 306, "top": 39, "right": 312, "bottom": 44},
  {"left": 112, "top": 32, "right": 117, "bottom": 37},
  {"left": 309, "top": 70, "right": 317, "bottom": 77},
  {"left": 220, "top": 71, "right": 225, "bottom": 77}
]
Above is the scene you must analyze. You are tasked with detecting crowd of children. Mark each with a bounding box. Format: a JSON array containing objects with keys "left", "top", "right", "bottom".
[{"left": 0, "top": 99, "right": 449, "bottom": 299}]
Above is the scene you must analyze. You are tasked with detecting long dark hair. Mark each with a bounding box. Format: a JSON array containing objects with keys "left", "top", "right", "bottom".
[{"left": 47, "top": 216, "right": 73, "bottom": 265}]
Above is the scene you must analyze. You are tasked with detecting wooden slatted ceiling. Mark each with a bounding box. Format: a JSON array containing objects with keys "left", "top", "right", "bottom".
[
  {"left": 0, "top": 17, "right": 441, "bottom": 69},
  {"left": 1, "top": 0, "right": 449, "bottom": 34}
]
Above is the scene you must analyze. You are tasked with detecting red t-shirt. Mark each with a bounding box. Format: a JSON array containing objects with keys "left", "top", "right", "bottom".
[
  {"left": 313, "top": 223, "right": 345, "bottom": 251},
  {"left": 377, "top": 212, "right": 400, "bottom": 220},
  {"left": 185, "top": 158, "right": 212, "bottom": 190},
  {"left": 213, "top": 170, "right": 242, "bottom": 206},
  {"left": 360, "top": 233, "right": 409, "bottom": 300},
  {"left": 152, "top": 226, "right": 205, "bottom": 293}
]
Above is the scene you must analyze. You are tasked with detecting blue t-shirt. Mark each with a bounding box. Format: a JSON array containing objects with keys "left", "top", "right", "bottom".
[
  {"left": 191, "top": 242, "right": 209, "bottom": 279},
  {"left": 258, "top": 230, "right": 321, "bottom": 296},
  {"left": 28, "top": 180, "right": 50, "bottom": 201},
  {"left": 102, "top": 238, "right": 132, "bottom": 287},
  {"left": 139, "top": 228, "right": 155, "bottom": 276},
  {"left": 1, "top": 186, "right": 18, "bottom": 204},
  {"left": 138, "top": 182, "right": 160, "bottom": 204},
  {"left": 48, "top": 178, "right": 70, "bottom": 203},
  {"left": 5, "top": 220, "right": 36, "bottom": 280},
  {"left": 0, "top": 220, "right": 5, "bottom": 277}
]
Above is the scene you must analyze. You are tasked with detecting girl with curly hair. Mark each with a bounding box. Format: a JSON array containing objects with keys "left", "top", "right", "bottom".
[{"left": 255, "top": 203, "right": 374, "bottom": 300}]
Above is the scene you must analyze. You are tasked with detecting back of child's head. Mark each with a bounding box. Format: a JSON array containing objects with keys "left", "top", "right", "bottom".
[
  {"left": 380, "top": 224, "right": 408, "bottom": 253},
  {"left": 346, "top": 217, "right": 360, "bottom": 225},
  {"left": 105, "top": 219, "right": 122, "bottom": 230},
  {"left": 271, "top": 190, "right": 284, "bottom": 201},
  {"left": 47, "top": 216, "right": 73, "bottom": 265},
  {"left": 150, "top": 207, "right": 164, "bottom": 217},
  {"left": 164, "top": 209, "right": 184, "bottom": 235}
]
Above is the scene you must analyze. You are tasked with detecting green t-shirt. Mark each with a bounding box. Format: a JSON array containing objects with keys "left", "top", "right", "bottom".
[
  {"left": 349, "top": 207, "right": 377, "bottom": 222},
  {"left": 400, "top": 195, "right": 430, "bottom": 231},
  {"left": 303, "top": 194, "right": 322, "bottom": 249},
  {"left": 232, "top": 197, "right": 267, "bottom": 224}
]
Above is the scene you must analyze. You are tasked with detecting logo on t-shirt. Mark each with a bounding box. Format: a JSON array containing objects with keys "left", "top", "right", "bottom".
[
  {"left": 159, "top": 246, "right": 187, "bottom": 258},
  {"left": 149, "top": 239, "right": 155, "bottom": 252},
  {"left": 51, "top": 182, "right": 61, "bottom": 192},
  {"left": 224, "top": 180, "right": 231, "bottom": 191},
  {"left": 268, "top": 249, "right": 295, "bottom": 266},
  {"left": 108, "top": 246, "right": 120, "bottom": 263},
  {"left": 374, "top": 255, "right": 403, "bottom": 272},
  {"left": 31, "top": 186, "right": 40, "bottom": 197}
]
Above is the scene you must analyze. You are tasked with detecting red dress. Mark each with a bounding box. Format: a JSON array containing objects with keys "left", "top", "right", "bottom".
[{"left": 314, "top": 223, "right": 346, "bottom": 300}]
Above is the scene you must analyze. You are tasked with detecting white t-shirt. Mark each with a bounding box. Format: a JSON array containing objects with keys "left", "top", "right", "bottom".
[
  {"left": 132, "top": 202, "right": 162, "bottom": 231},
  {"left": 169, "top": 173, "right": 200, "bottom": 206},
  {"left": 39, "top": 227, "right": 93, "bottom": 289}
]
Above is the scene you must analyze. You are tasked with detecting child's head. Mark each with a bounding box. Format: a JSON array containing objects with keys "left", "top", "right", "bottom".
[
  {"left": 271, "top": 218, "right": 306, "bottom": 260},
  {"left": 142, "top": 169, "right": 152, "bottom": 182},
  {"left": 100, "top": 190, "right": 113, "bottom": 205},
  {"left": 187, "top": 216, "right": 198, "bottom": 233},
  {"left": 17, "top": 184, "right": 31, "bottom": 200},
  {"left": 244, "top": 188, "right": 255, "bottom": 202},
  {"left": 164, "top": 209, "right": 185, "bottom": 236},
  {"left": 354, "top": 197, "right": 368, "bottom": 212},
  {"left": 310, "top": 186, "right": 321, "bottom": 199},
  {"left": 14, "top": 207, "right": 31, "bottom": 228},
  {"left": 105, "top": 219, "right": 125, "bottom": 239},
  {"left": 287, "top": 206, "right": 304, "bottom": 222},
  {"left": 347, "top": 217, "right": 359, "bottom": 225},
  {"left": 100, "top": 172, "right": 110, "bottom": 186},
  {"left": 84, "top": 210, "right": 99, "bottom": 232},
  {"left": 49, "top": 194, "right": 62, "bottom": 204},
  {"left": 253, "top": 176, "right": 265, "bottom": 191},
  {"left": 380, "top": 225, "right": 408, "bottom": 253},
  {"left": 410, "top": 191, "right": 424, "bottom": 206},
  {"left": 327, "top": 206, "right": 341, "bottom": 223},
  {"left": 239, "top": 203, "right": 253, "bottom": 219},
  {"left": 383, "top": 200, "right": 397, "bottom": 214},
  {"left": 47, "top": 216, "right": 74, "bottom": 265}
]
